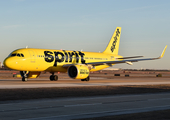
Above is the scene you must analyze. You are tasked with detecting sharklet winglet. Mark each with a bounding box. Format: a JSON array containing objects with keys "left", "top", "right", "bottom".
[{"left": 158, "top": 45, "right": 167, "bottom": 59}]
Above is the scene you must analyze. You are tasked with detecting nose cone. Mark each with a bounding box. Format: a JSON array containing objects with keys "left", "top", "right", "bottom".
[
  {"left": 3, "top": 58, "right": 15, "bottom": 70},
  {"left": 4, "top": 58, "right": 10, "bottom": 69}
]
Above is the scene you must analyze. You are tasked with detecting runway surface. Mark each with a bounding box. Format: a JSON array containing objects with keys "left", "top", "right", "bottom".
[
  {"left": 0, "top": 77, "right": 170, "bottom": 89},
  {"left": 1, "top": 92, "right": 170, "bottom": 120}
]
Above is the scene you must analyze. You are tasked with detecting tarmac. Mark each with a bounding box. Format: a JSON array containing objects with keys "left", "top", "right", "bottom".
[{"left": 0, "top": 77, "right": 170, "bottom": 89}]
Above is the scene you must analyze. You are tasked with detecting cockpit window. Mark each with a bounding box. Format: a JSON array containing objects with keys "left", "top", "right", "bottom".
[
  {"left": 11, "top": 53, "right": 17, "bottom": 57},
  {"left": 17, "top": 54, "right": 21, "bottom": 57},
  {"left": 10, "top": 53, "right": 24, "bottom": 57},
  {"left": 21, "top": 54, "right": 24, "bottom": 57}
]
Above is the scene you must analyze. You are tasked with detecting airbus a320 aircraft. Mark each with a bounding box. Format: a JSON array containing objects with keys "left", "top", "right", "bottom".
[{"left": 3, "top": 27, "right": 167, "bottom": 82}]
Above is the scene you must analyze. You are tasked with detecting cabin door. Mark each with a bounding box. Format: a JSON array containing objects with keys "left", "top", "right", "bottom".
[{"left": 28, "top": 50, "right": 36, "bottom": 63}]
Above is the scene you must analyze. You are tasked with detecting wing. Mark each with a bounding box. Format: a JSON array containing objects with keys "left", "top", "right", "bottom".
[
  {"left": 87, "top": 45, "right": 167, "bottom": 66},
  {"left": 63, "top": 45, "right": 167, "bottom": 67}
]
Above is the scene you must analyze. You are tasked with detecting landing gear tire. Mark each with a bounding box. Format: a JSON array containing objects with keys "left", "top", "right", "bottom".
[
  {"left": 54, "top": 75, "right": 58, "bottom": 81},
  {"left": 50, "top": 75, "right": 54, "bottom": 81},
  {"left": 81, "top": 76, "right": 90, "bottom": 81},
  {"left": 22, "top": 77, "right": 27, "bottom": 82},
  {"left": 50, "top": 75, "right": 58, "bottom": 81}
]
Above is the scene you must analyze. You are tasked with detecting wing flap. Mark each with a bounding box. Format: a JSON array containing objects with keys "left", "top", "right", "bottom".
[{"left": 117, "top": 56, "right": 143, "bottom": 59}]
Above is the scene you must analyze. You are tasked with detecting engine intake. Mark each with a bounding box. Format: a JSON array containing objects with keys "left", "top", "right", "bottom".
[{"left": 68, "top": 65, "right": 89, "bottom": 79}]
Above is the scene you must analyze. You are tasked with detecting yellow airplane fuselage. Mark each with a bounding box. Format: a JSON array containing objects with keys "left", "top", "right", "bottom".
[{"left": 4, "top": 48, "right": 122, "bottom": 73}]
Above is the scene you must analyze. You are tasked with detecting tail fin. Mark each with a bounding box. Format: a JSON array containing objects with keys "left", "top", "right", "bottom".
[{"left": 103, "top": 27, "right": 121, "bottom": 55}]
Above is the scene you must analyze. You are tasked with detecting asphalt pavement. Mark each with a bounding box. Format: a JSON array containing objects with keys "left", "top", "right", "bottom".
[{"left": 1, "top": 92, "right": 170, "bottom": 120}]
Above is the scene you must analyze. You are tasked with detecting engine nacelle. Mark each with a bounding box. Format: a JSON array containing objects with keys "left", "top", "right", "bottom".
[{"left": 68, "top": 65, "right": 89, "bottom": 79}]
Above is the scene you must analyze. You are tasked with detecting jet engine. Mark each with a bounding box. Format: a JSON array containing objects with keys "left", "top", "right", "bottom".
[{"left": 68, "top": 65, "right": 89, "bottom": 79}]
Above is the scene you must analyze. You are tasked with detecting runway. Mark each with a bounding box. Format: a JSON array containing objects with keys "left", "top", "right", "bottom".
[
  {"left": 0, "top": 77, "right": 170, "bottom": 89},
  {"left": 0, "top": 92, "right": 170, "bottom": 120}
]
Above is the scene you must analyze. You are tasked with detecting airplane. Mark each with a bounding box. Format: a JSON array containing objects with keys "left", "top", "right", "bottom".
[{"left": 3, "top": 27, "right": 167, "bottom": 82}]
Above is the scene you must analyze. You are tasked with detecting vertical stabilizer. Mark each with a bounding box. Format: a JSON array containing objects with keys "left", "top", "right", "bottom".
[{"left": 103, "top": 27, "right": 121, "bottom": 55}]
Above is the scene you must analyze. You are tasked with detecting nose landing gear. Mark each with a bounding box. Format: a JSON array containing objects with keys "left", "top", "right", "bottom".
[{"left": 20, "top": 71, "right": 28, "bottom": 82}]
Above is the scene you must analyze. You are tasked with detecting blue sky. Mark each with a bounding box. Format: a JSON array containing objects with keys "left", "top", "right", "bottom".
[{"left": 0, "top": 0, "right": 170, "bottom": 69}]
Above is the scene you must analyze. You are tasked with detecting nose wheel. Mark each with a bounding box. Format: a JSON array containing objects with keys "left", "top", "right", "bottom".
[
  {"left": 22, "top": 77, "right": 28, "bottom": 82},
  {"left": 20, "top": 71, "right": 28, "bottom": 82}
]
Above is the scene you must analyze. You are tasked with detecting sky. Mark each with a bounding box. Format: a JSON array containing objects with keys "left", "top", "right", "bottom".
[{"left": 0, "top": 0, "right": 170, "bottom": 69}]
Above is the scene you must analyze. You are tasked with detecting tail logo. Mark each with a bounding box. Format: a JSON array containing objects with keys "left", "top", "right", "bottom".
[{"left": 110, "top": 29, "right": 120, "bottom": 52}]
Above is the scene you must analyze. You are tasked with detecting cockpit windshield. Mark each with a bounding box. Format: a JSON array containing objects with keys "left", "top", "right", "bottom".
[
  {"left": 21, "top": 54, "right": 24, "bottom": 57},
  {"left": 10, "top": 53, "right": 24, "bottom": 57},
  {"left": 11, "top": 53, "right": 17, "bottom": 57}
]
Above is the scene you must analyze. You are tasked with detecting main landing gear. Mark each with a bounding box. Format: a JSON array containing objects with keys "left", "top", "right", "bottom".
[
  {"left": 81, "top": 76, "right": 90, "bottom": 81},
  {"left": 50, "top": 73, "right": 58, "bottom": 81}
]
